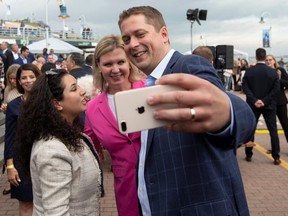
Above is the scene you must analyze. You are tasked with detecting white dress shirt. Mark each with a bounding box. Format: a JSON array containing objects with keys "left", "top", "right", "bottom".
[{"left": 138, "top": 49, "right": 175, "bottom": 215}]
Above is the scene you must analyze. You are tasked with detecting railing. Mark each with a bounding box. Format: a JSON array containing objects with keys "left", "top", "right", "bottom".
[
  {"left": 0, "top": 26, "right": 97, "bottom": 41},
  {"left": 0, "top": 26, "right": 45, "bottom": 38}
]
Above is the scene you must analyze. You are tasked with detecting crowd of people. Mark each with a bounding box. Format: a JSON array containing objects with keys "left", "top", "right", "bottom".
[
  {"left": 0, "top": 41, "right": 100, "bottom": 215},
  {"left": 0, "top": 5, "right": 287, "bottom": 216},
  {"left": 221, "top": 55, "right": 288, "bottom": 93},
  {"left": 189, "top": 45, "right": 288, "bottom": 166}
]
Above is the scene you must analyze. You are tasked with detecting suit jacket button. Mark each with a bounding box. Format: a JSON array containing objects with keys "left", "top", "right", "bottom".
[{"left": 128, "top": 140, "right": 132, "bottom": 144}]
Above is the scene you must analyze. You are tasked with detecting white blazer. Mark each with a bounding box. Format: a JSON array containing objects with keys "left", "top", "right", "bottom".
[{"left": 30, "top": 134, "right": 101, "bottom": 216}]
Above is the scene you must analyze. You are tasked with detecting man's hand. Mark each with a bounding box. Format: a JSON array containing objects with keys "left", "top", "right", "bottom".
[
  {"left": 254, "top": 99, "right": 264, "bottom": 108},
  {"left": 147, "top": 73, "right": 230, "bottom": 133}
]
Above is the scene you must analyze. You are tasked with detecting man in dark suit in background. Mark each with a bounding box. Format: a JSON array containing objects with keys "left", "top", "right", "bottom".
[
  {"left": 119, "top": 6, "right": 255, "bottom": 216},
  {"left": 66, "top": 52, "right": 87, "bottom": 79},
  {"left": 1, "top": 41, "right": 14, "bottom": 85},
  {"left": 14, "top": 46, "right": 33, "bottom": 65},
  {"left": 1, "top": 41, "right": 13, "bottom": 72},
  {"left": 242, "top": 48, "right": 280, "bottom": 165},
  {"left": 82, "top": 54, "right": 93, "bottom": 75}
]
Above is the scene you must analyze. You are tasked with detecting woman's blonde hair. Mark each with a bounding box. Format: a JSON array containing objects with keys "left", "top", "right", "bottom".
[
  {"left": 5, "top": 64, "right": 20, "bottom": 90},
  {"left": 93, "top": 35, "right": 142, "bottom": 91},
  {"left": 266, "top": 54, "right": 279, "bottom": 69}
]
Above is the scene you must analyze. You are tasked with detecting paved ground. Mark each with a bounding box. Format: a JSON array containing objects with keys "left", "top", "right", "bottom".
[{"left": 1, "top": 91, "right": 288, "bottom": 215}]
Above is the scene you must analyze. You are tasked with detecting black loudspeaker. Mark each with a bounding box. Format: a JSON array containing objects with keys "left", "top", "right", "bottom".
[{"left": 215, "top": 45, "right": 234, "bottom": 69}]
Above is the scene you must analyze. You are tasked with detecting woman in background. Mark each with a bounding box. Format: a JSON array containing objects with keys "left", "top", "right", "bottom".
[
  {"left": 84, "top": 35, "right": 145, "bottom": 216},
  {"left": 4, "top": 64, "right": 41, "bottom": 215},
  {"left": 0, "top": 64, "right": 21, "bottom": 196},
  {"left": 15, "top": 69, "right": 102, "bottom": 215},
  {"left": 237, "top": 58, "right": 249, "bottom": 87},
  {"left": 0, "top": 64, "right": 22, "bottom": 112},
  {"left": 265, "top": 54, "right": 288, "bottom": 152}
]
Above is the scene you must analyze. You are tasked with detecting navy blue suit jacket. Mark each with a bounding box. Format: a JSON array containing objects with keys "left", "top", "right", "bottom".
[
  {"left": 144, "top": 51, "right": 255, "bottom": 215},
  {"left": 70, "top": 67, "right": 89, "bottom": 79},
  {"left": 14, "top": 57, "right": 33, "bottom": 65}
]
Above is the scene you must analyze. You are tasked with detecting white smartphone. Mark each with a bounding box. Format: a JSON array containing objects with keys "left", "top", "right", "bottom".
[{"left": 114, "top": 85, "right": 183, "bottom": 134}]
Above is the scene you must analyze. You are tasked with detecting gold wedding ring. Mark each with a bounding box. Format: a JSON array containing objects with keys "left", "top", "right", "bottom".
[{"left": 190, "top": 108, "right": 196, "bottom": 121}]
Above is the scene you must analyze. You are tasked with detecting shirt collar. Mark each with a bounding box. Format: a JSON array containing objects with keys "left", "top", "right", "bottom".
[
  {"left": 257, "top": 61, "right": 266, "bottom": 64},
  {"left": 149, "top": 49, "right": 175, "bottom": 80},
  {"left": 20, "top": 55, "right": 27, "bottom": 60}
]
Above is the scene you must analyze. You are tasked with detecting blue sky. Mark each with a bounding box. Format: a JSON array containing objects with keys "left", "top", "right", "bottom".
[{"left": 1, "top": 0, "right": 288, "bottom": 58}]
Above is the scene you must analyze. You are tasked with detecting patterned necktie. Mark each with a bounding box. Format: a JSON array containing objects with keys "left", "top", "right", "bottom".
[{"left": 145, "top": 75, "right": 156, "bottom": 86}]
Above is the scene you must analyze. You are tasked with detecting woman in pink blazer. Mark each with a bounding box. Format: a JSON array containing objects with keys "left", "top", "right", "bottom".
[{"left": 84, "top": 35, "right": 145, "bottom": 216}]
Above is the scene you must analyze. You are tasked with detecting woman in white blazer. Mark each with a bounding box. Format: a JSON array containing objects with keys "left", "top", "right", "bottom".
[{"left": 15, "top": 69, "right": 102, "bottom": 215}]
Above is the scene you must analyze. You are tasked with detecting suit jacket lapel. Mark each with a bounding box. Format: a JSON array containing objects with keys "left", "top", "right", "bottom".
[
  {"left": 146, "top": 128, "right": 155, "bottom": 157},
  {"left": 162, "top": 51, "right": 182, "bottom": 76},
  {"left": 145, "top": 51, "right": 182, "bottom": 155},
  {"left": 97, "top": 93, "right": 119, "bottom": 131}
]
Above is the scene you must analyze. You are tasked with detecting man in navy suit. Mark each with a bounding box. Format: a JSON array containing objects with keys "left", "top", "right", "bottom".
[
  {"left": 14, "top": 46, "right": 33, "bottom": 65},
  {"left": 242, "top": 48, "right": 280, "bottom": 165},
  {"left": 119, "top": 6, "right": 255, "bottom": 216},
  {"left": 1, "top": 41, "right": 14, "bottom": 72},
  {"left": 1, "top": 41, "right": 14, "bottom": 85},
  {"left": 66, "top": 52, "right": 88, "bottom": 79}
]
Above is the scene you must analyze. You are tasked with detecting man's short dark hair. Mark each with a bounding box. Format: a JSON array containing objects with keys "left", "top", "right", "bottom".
[
  {"left": 256, "top": 48, "right": 266, "bottom": 61},
  {"left": 20, "top": 46, "right": 29, "bottom": 53},
  {"left": 69, "top": 52, "right": 84, "bottom": 66},
  {"left": 41, "top": 62, "right": 56, "bottom": 73},
  {"left": 85, "top": 54, "right": 93, "bottom": 66}
]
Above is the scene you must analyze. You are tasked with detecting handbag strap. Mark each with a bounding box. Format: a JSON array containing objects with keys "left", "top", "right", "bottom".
[{"left": 82, "top": 135, "right": 101, "bottom": 165}]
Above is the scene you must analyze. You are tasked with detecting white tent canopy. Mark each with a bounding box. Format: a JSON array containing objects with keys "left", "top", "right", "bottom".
[
  {"left": 27, "top": 37, "right": 83, "bottom": 54},
  {"left": 234, "top": 49, "right": 249, "bottom": 60}
]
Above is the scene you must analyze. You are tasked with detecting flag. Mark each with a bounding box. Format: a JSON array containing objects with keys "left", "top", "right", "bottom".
[{"left": 262, "top": 29, "right": 270, "bottom": 48}]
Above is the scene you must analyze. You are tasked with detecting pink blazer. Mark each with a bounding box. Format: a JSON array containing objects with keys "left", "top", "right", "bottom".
[{"left": 84, "top": 80, "right": 145, "bottom": 216}]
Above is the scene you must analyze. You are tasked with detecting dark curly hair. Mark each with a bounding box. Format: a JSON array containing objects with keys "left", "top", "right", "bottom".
[{"left": 15, "top": 69, "right": 84, "bottom": 174}]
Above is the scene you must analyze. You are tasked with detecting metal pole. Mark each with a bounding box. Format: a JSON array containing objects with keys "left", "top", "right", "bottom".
[
  {"left": 190, "top": 21, "right": 195, "bottom": 53},
  {"left": 260, "top": 11, "right": 272, "bottom": 54},
  {"left": 62, "top": 19, "right": 65, "bottom": 38},
  {"left": 45, "top": 0, "right": 49, "bottom": 49}
]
